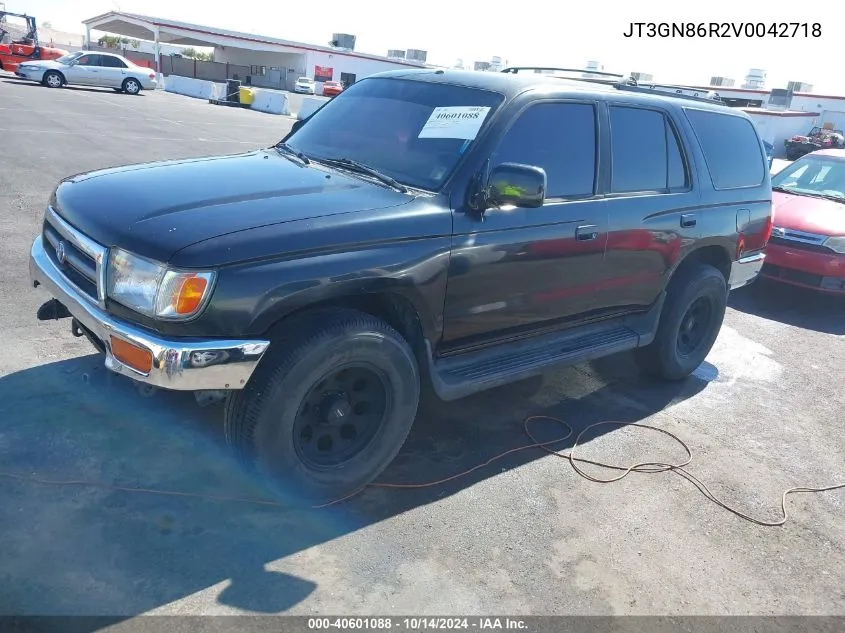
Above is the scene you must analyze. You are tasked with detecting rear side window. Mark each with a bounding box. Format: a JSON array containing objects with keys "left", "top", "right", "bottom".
[
  {"left": 102, "top": 56, "right": 128, "bottom": 68},
  {"left": 684, "top": 109, "right": 765, "bottom": 189},
  {"left": 609, "top": 106, "right": 690, "bottom": 193}
]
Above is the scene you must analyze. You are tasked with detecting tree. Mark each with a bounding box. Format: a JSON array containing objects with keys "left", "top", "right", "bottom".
[{"left": 42, "top": 21, "right": 52, "bottom": 28}]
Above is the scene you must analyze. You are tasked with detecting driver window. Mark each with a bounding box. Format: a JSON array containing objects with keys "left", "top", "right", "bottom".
[
  {"left": 76, "top": 54, "right": 100, "bottom": 66},
  {"left": 490, "top": 102, "right": 597, "bottom": 199}
]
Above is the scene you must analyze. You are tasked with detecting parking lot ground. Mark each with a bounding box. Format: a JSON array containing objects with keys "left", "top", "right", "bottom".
[{"left": 1, "top": 76, "right": 844, "bottom": 618}]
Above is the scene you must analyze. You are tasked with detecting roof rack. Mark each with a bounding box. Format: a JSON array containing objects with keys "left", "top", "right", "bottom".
[{"left": 499, "top": 66, "right": 724, "bottom": 104}]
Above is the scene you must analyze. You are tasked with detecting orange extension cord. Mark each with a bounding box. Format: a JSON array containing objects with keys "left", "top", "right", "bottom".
[{"left": 1, "top": 415, "right": 843, "bottom": 526}]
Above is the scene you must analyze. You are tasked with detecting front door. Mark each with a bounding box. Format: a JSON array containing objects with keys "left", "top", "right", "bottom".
[
  {"left": 443, "top": 100, "right": 609, "bottom": 348},
  {"left": 64, "top": 53, "right": 103, "bottom": 85}
]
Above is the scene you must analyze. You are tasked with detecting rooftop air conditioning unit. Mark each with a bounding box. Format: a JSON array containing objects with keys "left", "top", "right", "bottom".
[
  {"left": 329, "top": 33, "right": 356, "bottom": 50},
  {"left": 406, "top": 49, "right": 427, "bottom": 63}
]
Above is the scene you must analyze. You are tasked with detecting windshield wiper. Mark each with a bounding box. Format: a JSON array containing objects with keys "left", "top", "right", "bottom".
[
  {"left": 773, "top": 185, "right": 844, "bottom": 202},
  {"left": 274, "top": 142, "right": 310, "bottom": 165},
  {"left": 318, "top": 157, "right": 408, "bottom": 193}
]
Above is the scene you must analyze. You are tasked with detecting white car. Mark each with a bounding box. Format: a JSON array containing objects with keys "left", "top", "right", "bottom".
[
  {"left": 15, "top": 51, "right": 157, "bottom": 95},
  {"left": 294, "top": 76, "right": 316, "bottom": 94}
]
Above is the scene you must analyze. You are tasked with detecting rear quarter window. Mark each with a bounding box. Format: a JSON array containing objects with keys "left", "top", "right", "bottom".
[{"left": 684, "top": 108, "right": 766, "bottom": 190}]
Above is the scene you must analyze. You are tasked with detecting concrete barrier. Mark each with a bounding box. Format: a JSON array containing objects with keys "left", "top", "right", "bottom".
[
  {"left": 297, "top": 96, "right": 329, "bottom": 120},
  {"left": 164, "top": 75, "right": 219, "bottom": 100},
  {"left": 250, "top": 89, "right": 289, "bottom": 116}
]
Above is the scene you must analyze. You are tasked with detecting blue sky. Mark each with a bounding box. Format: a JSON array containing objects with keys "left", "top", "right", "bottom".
[{"left": 17, "top": 0, "right": 841, "bottom": 94}]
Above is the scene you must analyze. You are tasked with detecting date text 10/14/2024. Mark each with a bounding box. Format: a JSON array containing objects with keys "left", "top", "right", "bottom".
[
  {"left": 308, "top": 618, "right": 528, "bottom": 630},
  {"left": 623, "top": 22, "right": 821, "bottom": 38}
]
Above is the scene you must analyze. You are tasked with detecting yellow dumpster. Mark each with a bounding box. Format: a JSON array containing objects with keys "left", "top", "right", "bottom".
[{"left": 239, "top": 87, "right": 255, "bottom": 105}]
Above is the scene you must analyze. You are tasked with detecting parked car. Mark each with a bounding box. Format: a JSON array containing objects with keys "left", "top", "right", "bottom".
[
  {"left": 322, "top": 80, "right": 344, "bottom": 97},
  {"left": 784, "top": 126, "right": 845, "bottom": 161},
  {"left": 294, "top": 76, "right": 316, "bottom": 94},
  {"left": 762, "top": 149, "right": 845, "bottom": 293},
  {"left": 15, "top": 50, "right": 157, "bottom": 94},
  {"left": 29, "top": 68, "right": 772, "bottom": 502}
]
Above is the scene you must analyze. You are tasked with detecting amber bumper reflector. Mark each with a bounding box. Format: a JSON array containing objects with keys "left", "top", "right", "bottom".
[{"left": 110, "top": 336, "right": 153, "bottom": 374}]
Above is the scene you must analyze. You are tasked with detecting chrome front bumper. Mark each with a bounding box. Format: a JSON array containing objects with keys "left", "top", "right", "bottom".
[
  {"left": 29, "top": 236, "right": 270, "bottom": 391},
  {"left": 728, "top": 251, "right": 766, "bottom": 290}
]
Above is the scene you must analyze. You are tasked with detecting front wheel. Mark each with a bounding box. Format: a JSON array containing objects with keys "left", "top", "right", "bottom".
[
  {"left": 634, "top": 263, "right": 727, "bottom": 381},
  {"left": 43, "top": 70, "right": 63, "bottom": 88},
  {"left": 224, "top": 308, "right": 421, "bottom": 504},
  {"left": 122, "top": 78, "right": 141, "bottom": 95}
]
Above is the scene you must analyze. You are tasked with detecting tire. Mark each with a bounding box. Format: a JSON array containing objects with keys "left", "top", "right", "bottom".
[
  {"left": 122, "top": 78, "right": 141, "bottom": 95},
  {"left": 224, "top": 308, "right": 421, "bottom": 504},
  {"left": 633, "top": 263, "right": 727, "bottom": 381},
  {"left": 43, "top": 70, "right": 64, "bottom": 88}
]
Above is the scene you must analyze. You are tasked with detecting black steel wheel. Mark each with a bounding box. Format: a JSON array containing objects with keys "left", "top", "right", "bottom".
[
  {"left": 224, "top": 308, "right": 420, "bottom": 503},
  {"left": 676, "top": 296, "right": 713, "bottom": 357},
  {"left": 292, "top": 365, "right": 390, "bottom": 469},
  {"left": 634, "top": 262, "right": 727, "bottom": 381}
]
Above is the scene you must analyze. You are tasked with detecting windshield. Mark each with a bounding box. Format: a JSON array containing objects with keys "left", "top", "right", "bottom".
[
  {"left": 55, "top": 52, "right": 83, "bottom": 64},
  {"left": 771, "top": 155, "right": 845, "bottom": 201},
  {"left": 285, "top": 77, "right": 504, "bottom": 191}
]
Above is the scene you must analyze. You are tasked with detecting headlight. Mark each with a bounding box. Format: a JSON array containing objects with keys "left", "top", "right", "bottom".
[
  {"left": 824, "top": 236, "right": 845, "bottom": 254},
  {"left": 107, "top": 248, "right": 215, "bottom": 319}
]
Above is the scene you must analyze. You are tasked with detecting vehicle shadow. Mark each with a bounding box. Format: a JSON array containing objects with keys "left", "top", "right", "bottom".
[
  {"left": 1, "top": 79, "right": 146, "bottom": 95},
  {"left": 0, "top": 350, "right": 712, "bottom": 622},
  {"left": 729, "top": 279, "right": 845, "bottom": 335}
]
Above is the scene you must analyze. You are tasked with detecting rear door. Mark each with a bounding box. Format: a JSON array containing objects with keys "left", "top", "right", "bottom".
[
  {"left": 590, "top": 103, "right": 701, "bottom": 315},
  {"left": 98, "top": 54, "right": 129, "bottom": 87}
]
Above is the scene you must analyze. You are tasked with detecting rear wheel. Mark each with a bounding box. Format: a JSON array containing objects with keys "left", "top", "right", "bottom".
[
  {"left": 43, "top": 71, "right": 63, "bottom": 89},
  {"left": 634, "top": 263, "right": 727, "bottom": 381},
  {"left": 224, "top": 308, "right": 421, "bottom": 504},
  {"left": 122, "top": 78, "right": 141, "bottom": 95}
]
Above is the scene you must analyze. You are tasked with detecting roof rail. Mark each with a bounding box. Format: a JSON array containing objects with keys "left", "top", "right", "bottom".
[
  {"left": 500, "top": 66, "right": 724, "bottom": 104},
  {"left": 500, "top": 66, "right": 625, "bottom": 79},
  {"left": 615, "top": 79, "right": 724, "bottom": 104}
]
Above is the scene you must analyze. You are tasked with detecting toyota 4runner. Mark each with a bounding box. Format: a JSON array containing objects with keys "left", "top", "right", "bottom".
[{"left": 29, "top": 67, "right": 774, "bottom": 502}]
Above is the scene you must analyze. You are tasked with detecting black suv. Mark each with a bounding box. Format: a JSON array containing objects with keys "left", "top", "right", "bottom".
[{"left": 29, "top": 67, "right": 773, "bottom": 501}]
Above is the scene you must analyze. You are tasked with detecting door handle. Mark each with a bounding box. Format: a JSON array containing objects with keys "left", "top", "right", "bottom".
[
  {"left": 576, "top": 225, "right": 599, "bottom": 241},
  {"left": 680, "top": 213, "right": 697, "bottom": 228}
]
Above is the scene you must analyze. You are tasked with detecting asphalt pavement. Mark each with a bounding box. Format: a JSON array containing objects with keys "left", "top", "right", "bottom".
[{"left": 0, "top": 76, "right": 843, "bottom": 619}]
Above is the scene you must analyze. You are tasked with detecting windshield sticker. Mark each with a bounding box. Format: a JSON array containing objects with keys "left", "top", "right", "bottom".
[{"left": 418, "top": 106, "right": 491, "bottom": 140}]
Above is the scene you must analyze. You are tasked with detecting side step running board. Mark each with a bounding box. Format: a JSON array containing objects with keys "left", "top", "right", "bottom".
[{"left": 428, "top": 322, "right": 641, "bottom": 401}]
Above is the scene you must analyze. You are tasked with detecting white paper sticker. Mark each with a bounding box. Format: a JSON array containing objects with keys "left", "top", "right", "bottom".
[{"left": 418, "top": 106, "right": 491, "bottom": 140}]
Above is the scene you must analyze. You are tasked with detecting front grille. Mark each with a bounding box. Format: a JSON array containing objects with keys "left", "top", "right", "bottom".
[
  {"left": 41, "top": 207, "right": 108, "bottom": 306},
  {"left": 768, "top": 236, "right": 836, "bottom": 254}
]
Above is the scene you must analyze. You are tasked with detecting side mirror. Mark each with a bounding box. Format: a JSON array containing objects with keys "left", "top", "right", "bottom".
[
  {"left": 291, "top": 118, "right": 306, "bottom": 134},
  {"left": 485, "top": 163, "right": 546, "bottom": 209}
]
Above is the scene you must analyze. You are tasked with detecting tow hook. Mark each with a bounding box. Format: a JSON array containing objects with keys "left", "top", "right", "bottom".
[{"left": 71, "top": 318, "right": 84, "bottom": 337}]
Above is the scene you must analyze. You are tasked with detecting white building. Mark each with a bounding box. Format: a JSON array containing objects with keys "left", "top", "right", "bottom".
[{"left": 81, "top": 11, "right": 432, "bottom": 92}]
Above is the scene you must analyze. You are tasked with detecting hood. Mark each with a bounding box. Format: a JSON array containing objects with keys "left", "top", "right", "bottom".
[
  {"left": 18, "top": 59, "right": 63, "bottom": 70},
  {"left": 53, "top": 149, "right": 415, "bottom": 263},
  {"left": 772, "top": 190, "right": 845, "bottom": 236}
]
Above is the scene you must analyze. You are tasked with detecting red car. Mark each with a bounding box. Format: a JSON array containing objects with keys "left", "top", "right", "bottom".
[
  {"left": 322, "top": 81, "right": 344, "bottom": 97},
  {"left": 764, "top": 149, "right": 845, "bottom": 293}
]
